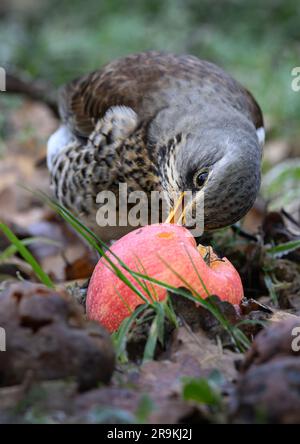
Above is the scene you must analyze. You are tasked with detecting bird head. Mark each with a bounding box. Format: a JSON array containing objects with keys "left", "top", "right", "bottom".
[{"left": 151, "top": 107, "right": 263, "bottom": 231}]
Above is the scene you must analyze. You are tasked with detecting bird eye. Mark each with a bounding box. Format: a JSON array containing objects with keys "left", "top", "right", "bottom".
[{"left": 193, "top": 170, "right": 209, "bottom": 189}]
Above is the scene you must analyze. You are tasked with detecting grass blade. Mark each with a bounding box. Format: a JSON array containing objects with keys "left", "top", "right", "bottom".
[
  {"left": 142, "top": 305, "right": 165, "bottom": 363},
  {"left": 266, "top": 239, "right": 300, "bottom": 258},
  {"left": 0, "top": 237, "right": 60, "bottom": 261},
  {"left": 113, "top": 304, "right": 148, "bottom": 361},
  {"left": 0, "top": 222, "right": 54, "bottom": 288}
]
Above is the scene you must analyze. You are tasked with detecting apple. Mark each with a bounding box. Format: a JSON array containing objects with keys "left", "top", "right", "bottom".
[{"left": 86, "top": 223, "right": 243, "bottom": 332}]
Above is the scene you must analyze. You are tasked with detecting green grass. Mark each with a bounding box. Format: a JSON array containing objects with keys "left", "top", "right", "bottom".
[
  {"left": 266, "top": 239, "right": 300, "bottom": 258},
  {"left": 0, "top": 221, "right": 54, "bottom": 288},
  {"left": 0, "top": 236, "right": 60, "bottom": 261}
]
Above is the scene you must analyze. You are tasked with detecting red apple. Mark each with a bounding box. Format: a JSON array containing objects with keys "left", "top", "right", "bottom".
[{"left": 86, "top": 223, "right": 243, "bottom": 332}]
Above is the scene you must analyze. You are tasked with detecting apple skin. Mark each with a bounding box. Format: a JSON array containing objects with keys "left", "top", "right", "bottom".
[{"left": 86, "top": 224, "right": 243, "bottom": 332}]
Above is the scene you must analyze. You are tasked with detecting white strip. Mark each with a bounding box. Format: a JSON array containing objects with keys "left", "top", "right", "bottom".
[
  {"left": 47, "top": 125, "right": 74, "bottom": 170},
  {"left": 256, "top": 127, "right": 265, "bottom": 146}
]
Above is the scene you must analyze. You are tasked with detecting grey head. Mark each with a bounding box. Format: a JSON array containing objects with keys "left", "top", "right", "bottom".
[{"left": 149, "top": 103, "right": 263, "bottom": 230}]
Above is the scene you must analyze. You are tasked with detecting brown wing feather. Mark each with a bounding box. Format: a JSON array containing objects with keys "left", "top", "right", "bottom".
[{"left": 59, "top": 51, "right": 263, "bottom": 138}]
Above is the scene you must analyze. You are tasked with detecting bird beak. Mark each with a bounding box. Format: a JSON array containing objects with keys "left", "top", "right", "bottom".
[
  {"left": 165, "top": 191, "right": 187, "bottom": 224},
  {"left": 165, "top": 189, "right": 205, "bottom": 234}
]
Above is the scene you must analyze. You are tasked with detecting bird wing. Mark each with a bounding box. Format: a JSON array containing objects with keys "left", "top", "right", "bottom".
[{"left": 58, "top": 51, "right": 263, "bottom": 138}]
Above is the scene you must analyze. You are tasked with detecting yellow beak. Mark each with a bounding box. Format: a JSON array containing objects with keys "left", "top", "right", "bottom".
[{"left": 165, "top": 191, "right": 187, "bottom": 224}]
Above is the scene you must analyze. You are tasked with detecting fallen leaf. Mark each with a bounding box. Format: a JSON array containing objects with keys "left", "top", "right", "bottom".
[{"left": 0, "top": 282, "right": 115, "bottom": 391}]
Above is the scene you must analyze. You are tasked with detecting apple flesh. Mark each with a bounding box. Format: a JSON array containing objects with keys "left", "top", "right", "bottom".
[{"left": 86, "top": 223, "right": 244, "bottom": 332}]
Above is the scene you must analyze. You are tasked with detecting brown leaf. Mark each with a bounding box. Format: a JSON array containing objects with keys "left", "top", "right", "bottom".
[
  {"left": 231, "top": 357, "right": 300, "bottom": 424},
  {"left": 0, "top": 282, "right": 115, "bottom": 391},
  {"left": 65, "top": 254, "right": 97, "bottom": 281},
  {"left": 168, "top": 325, "right": 239, "bottom": 381},
  {"left": 75, "top": 357, "right": 206, "bottom": 424},
  {"left": 240, "top": 317, "right": 300, "bottom": 372}
]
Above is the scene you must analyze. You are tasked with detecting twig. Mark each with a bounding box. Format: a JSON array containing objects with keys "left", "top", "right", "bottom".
[
  {"left": 5, "top": 71, "right": 59, "bottom": 118},
  {"left": 281, "top": 208, "right": 300, "bottom": 230},
  {"left": 231, "top": 224, "right": 258, "bottom": 242}
]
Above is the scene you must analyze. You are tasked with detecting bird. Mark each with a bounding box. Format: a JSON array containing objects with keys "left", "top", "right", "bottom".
[{"left": 47, "top": 51, "right": 264, "bottom": 241}]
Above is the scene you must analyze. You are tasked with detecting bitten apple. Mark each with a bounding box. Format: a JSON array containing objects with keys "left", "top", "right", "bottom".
[{"left": 87, "top": 223, "right": 243, "bottom": 332}]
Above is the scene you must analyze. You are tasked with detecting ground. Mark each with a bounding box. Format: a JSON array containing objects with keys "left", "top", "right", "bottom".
[{"left": 0, "top": 0, "right": 300, "bottom": 424}]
